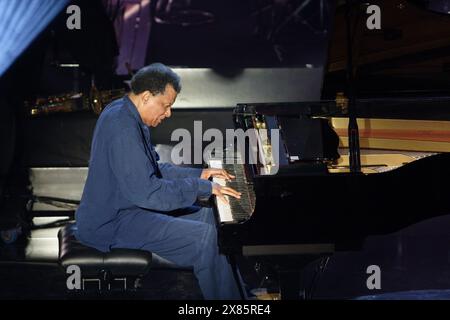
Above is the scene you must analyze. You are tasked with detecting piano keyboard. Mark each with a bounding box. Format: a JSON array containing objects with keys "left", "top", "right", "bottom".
[{"left": 208, "top": 156, "right": 256, "bottom": 223}]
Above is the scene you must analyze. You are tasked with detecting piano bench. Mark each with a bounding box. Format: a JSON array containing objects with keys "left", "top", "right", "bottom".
[{"left": 58, "top": 222, "right": 191, "bottom": 293}]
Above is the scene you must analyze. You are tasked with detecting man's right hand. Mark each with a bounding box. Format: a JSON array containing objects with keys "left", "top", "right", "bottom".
[{"left": 212, "top": 182, "right": 241, "bottom": 205}]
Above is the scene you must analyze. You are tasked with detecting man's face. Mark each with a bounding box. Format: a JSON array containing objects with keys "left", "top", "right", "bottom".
[{"left": 140, "top": 84, "right": 177, "bottom": 127}]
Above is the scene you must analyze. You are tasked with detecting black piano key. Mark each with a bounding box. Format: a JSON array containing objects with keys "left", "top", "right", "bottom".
[{"left": 212, "top": 152, "right": 256, "bottom": 222}]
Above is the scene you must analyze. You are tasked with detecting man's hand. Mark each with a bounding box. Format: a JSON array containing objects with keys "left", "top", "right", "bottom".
[
  {"left": 201, "top": 168, "right": 235, "bottom": 181},
  {"left": 212, "top": 182, "right": 241, "bottom": 205}
]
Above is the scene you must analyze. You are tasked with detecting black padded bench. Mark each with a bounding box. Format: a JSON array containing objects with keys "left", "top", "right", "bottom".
[{"left": 58, "top": 222, "right": 191, "bottom": 292}]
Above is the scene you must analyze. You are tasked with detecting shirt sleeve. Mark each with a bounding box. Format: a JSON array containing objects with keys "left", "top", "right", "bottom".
[
  {"left": 108, "top": 127, "right": 212, "bottom": 211},
  {"left": 158, "top": 162, "right": 203, "bottom": 180}
]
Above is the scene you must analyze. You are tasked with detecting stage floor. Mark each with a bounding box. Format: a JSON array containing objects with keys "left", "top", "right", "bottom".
[{"left": 1, "top": 214, "right": 450, "bottom": 299}]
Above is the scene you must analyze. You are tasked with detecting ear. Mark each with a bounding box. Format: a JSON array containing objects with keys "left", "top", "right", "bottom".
[{"left": 141, "top": 91, "right": 152, "bottom": 104}]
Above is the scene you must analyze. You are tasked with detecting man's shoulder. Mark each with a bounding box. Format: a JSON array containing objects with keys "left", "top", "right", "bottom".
[
  {"left": 101, "top": 97, "right": 127, "bottom": 117},
  {"left": 100, "top": 98, "right": 133, "bottom": 122},
  {"left": 96, "top": 98, "right": 137, "bottom": 135}
]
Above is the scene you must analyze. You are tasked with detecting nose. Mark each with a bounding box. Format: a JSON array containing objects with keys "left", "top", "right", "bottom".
[{"left": 165, "top": 108, "right": 171, "bottom": 118}]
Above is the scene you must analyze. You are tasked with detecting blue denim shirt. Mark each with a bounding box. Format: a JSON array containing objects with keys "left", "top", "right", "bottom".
[{"left": 75, "top": 96, "right": 212, "bottom": 252}]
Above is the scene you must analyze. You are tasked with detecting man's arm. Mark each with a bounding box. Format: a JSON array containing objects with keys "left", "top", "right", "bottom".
[
  {"left": 109, "top": 128, "right": 211, "bottom": 212},
  {"left": 158, "top": 162, "right": 203, "bottom": 180}
]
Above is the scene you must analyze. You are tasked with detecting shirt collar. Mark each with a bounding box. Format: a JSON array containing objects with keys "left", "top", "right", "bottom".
[{"left": 124, "top": 94, "right": 146, "bottom": 129}]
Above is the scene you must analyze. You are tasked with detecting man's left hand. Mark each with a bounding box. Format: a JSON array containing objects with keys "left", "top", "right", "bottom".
[{"left": 200, "top": 168, "right": 235, "bottom": 181}]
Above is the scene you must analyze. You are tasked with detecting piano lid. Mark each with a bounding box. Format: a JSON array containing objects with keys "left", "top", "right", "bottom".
[
  {"left": 324, "top": 0, "right": 450, "bottom": 100},
  {"left": 0, "top": 0, "right": 69, "bottom": 77}
]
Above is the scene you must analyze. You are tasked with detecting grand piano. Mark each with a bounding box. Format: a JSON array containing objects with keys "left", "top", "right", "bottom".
[
  {"left": 206, "top": 100, "right": 450, "bottom": 299},
  {"left": 203, "top": 1, "right": 450, "bottom": 299}
]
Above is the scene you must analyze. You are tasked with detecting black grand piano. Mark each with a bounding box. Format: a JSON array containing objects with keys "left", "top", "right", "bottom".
[
  {"left": 202, "top": 1, "right": 450, "bottom": 299},
  {"left": 207, "top": 101, "right": 450, "bottom": 299}
]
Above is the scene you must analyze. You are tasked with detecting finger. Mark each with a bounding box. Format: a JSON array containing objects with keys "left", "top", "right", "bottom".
[
  {"left": 218, "top": 170, "right": 235, "bottom": 181},
  {"left": 217, "top": 193, "right": 229, "bottom": 205},
  {"left": 221, "top": 187, "right": 242, "bottom": 199},
  {"left": 210, "top": 170, "right": 234, "bottom": 181},
  {"left": 223, "top": 170, "right": 235, "bottom": 180},
  {"left": 222, "top": 186, "right": 241, "bottom": 194},
  {"left": 225, "top": 173, "right": 235, "bottom": 180},
  {"left": 225, "top": 192, "right": 241, "bottom": 200},
  {"left": 216, "top": 174, "right": 232, "bottom": 181}
]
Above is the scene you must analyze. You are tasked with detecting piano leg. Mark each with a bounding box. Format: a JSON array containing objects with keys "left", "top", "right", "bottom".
[
  {"left": 266, "top": 254, "right": 332, "bottom": 300},
  {"left": 279, "top": 270, "right": 302, "bottom": 300},
  {"left": 227, "top": 253, "right": 333, "bottom": 300}
]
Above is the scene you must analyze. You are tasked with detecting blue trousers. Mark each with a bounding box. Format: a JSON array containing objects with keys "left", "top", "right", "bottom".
[{"left": 111, "top": 206, "right": 242, "bottom": 300}]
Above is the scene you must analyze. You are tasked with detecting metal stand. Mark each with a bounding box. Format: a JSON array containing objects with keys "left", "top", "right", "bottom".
[{"left": 345, "top": 0, "right": 361, "bottom": 173}]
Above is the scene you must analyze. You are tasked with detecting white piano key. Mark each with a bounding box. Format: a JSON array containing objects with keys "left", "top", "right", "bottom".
[
  {"left": 213, "top": 190, "right": 234, "bottom": 222},
  {"left": 208, "top": 159, "right": 234, "bottom": 223},
  {"left": 208, "top": 159, "right": 223, "bottom": 169}
]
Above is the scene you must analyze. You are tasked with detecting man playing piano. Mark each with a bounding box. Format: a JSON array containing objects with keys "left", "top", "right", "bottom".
[{"left": 75, "top": 63, "right": 244, "bottom": 299}]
